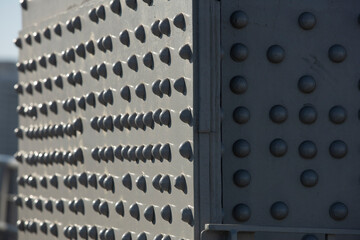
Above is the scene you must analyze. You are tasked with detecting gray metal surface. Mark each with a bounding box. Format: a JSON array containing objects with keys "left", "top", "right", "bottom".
[
  {"left": 221, "top": 0, "right": 360, "bottom": 239},
  {"left": 16, "top": 0, "right": 195, "bottom": 239},
  {"left": 15, "top": 0, "right": 360, "bottom": 240}
]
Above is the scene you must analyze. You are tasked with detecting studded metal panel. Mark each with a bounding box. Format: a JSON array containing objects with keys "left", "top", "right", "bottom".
[
  {"left": 221, "top": 0, "right": 360, "bottom": 238},
  {"left": 15, "top": 0, "right": 194, "bottom": 239}
]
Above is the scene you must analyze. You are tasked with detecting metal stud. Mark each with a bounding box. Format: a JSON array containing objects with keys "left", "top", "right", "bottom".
[
  {"left": 233, "top": 204, "right": 251, "bottom": 222},
  {"left": 230, "top": 10, "right": 248, "bottom": 29},
  {"left": 110, "top": 0, "right": 122, "bottom": 14},
  {"left": 160, "top": 205, "right": 172, "bottom": 223}
]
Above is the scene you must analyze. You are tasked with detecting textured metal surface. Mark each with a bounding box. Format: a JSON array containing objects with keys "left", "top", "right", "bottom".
[
  {"left": 15, "top": 0, "right": 194, "bottom": 239},
  {"left": 221, "top": 0, "right": 360, "bottom": 239}
]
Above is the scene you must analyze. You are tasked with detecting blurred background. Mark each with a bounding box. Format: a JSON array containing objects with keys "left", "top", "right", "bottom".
[{"left": 0, "top": 1, "right": 21, "bottom": 239}]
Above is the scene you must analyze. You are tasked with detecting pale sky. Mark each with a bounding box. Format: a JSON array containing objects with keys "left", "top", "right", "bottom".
[{"left": 0, "top": 0, "right": 21, "bottom": 62}]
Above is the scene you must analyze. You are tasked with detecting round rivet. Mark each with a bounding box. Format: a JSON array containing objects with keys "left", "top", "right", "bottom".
[
  {"left": 299, "top": 141, "right": 317, "bottom": 159},
  {"left": 230, "top": 76, "right": 247, "bottom": 94},
  {"left": 298, "top": 12, "right": 316, "bottom": 30},
  {"left": 329, "top": 44, "right": 346, "bottom": 63},
  {"left": 329, "top": 106, "right": 346, "bottom": 124},
  {"left": 329, "top": 140, "right": 347, "bottom": 158},
  {"left": 298, "top": 75, "right": 316, "bottom": 93},
  {"left": 269, "top": 105, "right": 287, "bottom": 123},
  {"left": 270, "top": 139, "right": 287, "bottom": 157},
  {"left": 300, "top": 169, "right": 318, "bottom": 187},
  {"left": 299, "top": 106, "right": 317, "bottom": 124},
  {"left": 233, "top": 139, "right": 250, "bottom": 158},
  {"left": 233, "top": 204, "right": 251, "bottom": 222},
  {"left": 329, "top": 202, "right": 348, "bottom": 220},
  {"left": 230, "top": 10, "right": 248, "bottom": 29},
  {"left": 233, "top": 170, "right": 251, "bottom": 187},
  {"left": 302, "top": 235, "right": 318, "bottom": 240},
  {"left": 270, "top": 201, "right": 288, "bottom": 220},
  {"left": 267, "top": 45, "right": 285, "bottom": 63},
  {"left": 233, "top": 107, "right": 250, "bottom": 124},
  {"left": 230, "top": 43, "right": 248, "bottom": 62}
]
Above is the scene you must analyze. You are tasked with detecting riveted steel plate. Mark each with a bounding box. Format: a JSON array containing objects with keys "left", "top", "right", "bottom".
[
  {"left": 221, "top": 0, "right": 360, "bottom": 238},
  {"left": 15, "top": 0, "right": 194, "bottom": 239}
]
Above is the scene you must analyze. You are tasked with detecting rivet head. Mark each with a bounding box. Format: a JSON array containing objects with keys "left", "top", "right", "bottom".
[
  {"left": 76, "top": 44, "right": 86, "bottom": 58},
  {"left": 86, "top": 40, "right": 95, "bottom": 54},
  {"left": 102, "top": 36, "right": 113, "bottom": 51},
  {"left": 329, "top": 140, "right": 347, "bottom": 158},
  {"left": 119, "top": 30, "right": 130, "bottom": 47},
  {"left": 267, "top": 45, "right": 285, "bottom": 63},
  {"left": 33, "top": 32, "right": 41, "bottom": 43},
  {"left": 173, "top": 13, "right": 186, "bottom": 30},
  {"left": 137, "top": 232, "right": 147, "bottom": 240},
  {"left": 160, "top": 204, "right": 172, "bottom": 223},
  {"left": 298, "top": 12, "right": 316, "bottom": 30},
  {"left": 105, "top": 228, "right": 115, "bottom": 240},
  {"left": 329, "top": 44, "right": 346, "bottom": 63},
  {"left": 269, "top": 105, "right": 287, "bottom": 123},
  {"left": 129, "top": 203, "right": 140, "bottom": 220},
  {"left": 298, "top": 75, "right": 316, "bottom": 93},
  {"left": 50, "top": 224, "right": 58, "bottom": 236},
  {"left": 122, "top": 173, "right": 132, "bottom": 189},
  {"left": 270, "top": 139, "right": 287, "bottom": 157},
  {"left": 270, "top": 201, "right": 289, "bottom": 220},
  {"left": 144, "top": 205, "right": 155, "bottom": 223},
  {"left": 135, "top": 25, "right": 146, "bottom": 43},
  {"left": 179, "top": 44, "right": 192, "bottom": 61},
  {"left": 300, "top": 169, "right": 318, "bottom": 187},
  {"left": 179, "top": 141, "right": 193, "bottom": 159},
  {"left": 230, "top": 76, "right": 247, "bottom": 94},
  {"left": 230, "top": 10, "right": 248, "bottom": 29},
  {"left": 230, "top": 43, "right": 248, "bottom": 62},
  {"left": 151, "top": 20, "right": 162, "bottom": 38},
  {"left": 72, "top": 16, "right": 81, "bottom": 30},
  {"left": 96, "top": 5, "right": 106, "bottom": 20},
  {"left": 89, "top": 226, "right": 97, "bottom": 239},
  {"left": 54, "top": 24, "right": 62, "bottom": 36},
  {"left": 299, "top": 141, "right": 317, "bottom": 159},
  {"left": 66, "top": 19, "right": 75, "bottom": 33},
  {"left": 233, "top": 106, "right": 250, "bottom": 124},
  {"left": 233, "top": 139, "right": 250, "bottom": 157},
  {"left": 299, "top": 106, "right": 317, "bottom": 124},
  {"left": 113, "top": 61, "right": 123, "bottom": 77},
  {"left": 159, "top": 174, "right": 171, "bottom": 192},
  {"left": 99, "top": 201, "right": 109, "bottom": 216},
  {"left": 14, "top": 38, "right": 22, "bottom": 49},
  {"left": 128, "top": 55, "right": 138, "bottom": 71},
  {"left": 159, "top": 18, "right": 171, "bottom": 36},
  {"left": 110, "top": 0, "right": 122, "bottom": 14},
  {"left": 233, "top": 204, "right": 251, "bottom": 222},
  {"left": 126, "top": 0, "right": 137, "bottom": 10},
  {"left": 233, "top": 169, "right": 251, "bottom": 187},
  {"left": 159, "top": 48, "right": 171, "bottom": 65},
  {"left": 181, "top": 207, "right": 194, "bottom": 226},
  {"left": 115, "top": 201, "right": 125, "bottom": 216},
  {"left": 20, "top": 0, "right": 28, "bottom": 10},
  {"left": 122, "top": 232, "right": 132, "bottom": 240},
  {"left": 179, "top": 108, "right": 193, "bottom": 125},
  {"left": 329, "top": 106, "right": 346, "bottom": 124},
  {"left": 79, "top": 226, "right": 88, "bottom": 238},
  {"left": 143, "top": 52, "right": 154, "bottom": 69},
  {"left": 302, "top": 235, "right": 318, "bottom": 240},
  {"left": 135, "top": 83, "right": 146, "bottom": 100},
  {"left": 329, "top": 202, "right": 348, "bottom": 220},
  {"left": 89, "top": 8, "right": 99, "bottom": 22},
  {"left": 136, "top": 175, "right": 147, "bottom": 192}
]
